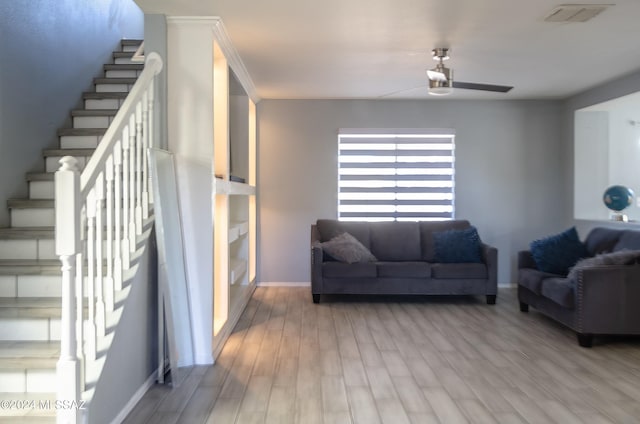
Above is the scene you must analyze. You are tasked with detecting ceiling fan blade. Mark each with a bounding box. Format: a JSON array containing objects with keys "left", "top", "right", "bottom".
[
  {"left": 452, "top": 81, "right": 513, "bottom": 93},
  {"left": 427, "top": 70, "right": 447, "bottom": 82}
]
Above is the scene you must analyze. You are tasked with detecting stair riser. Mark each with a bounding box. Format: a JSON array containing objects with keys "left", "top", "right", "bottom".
[
  {"left": 85, "top": 98, "right": 124, "bottom": 110},
  {"left": 45, "top": 156, "right": 89, "bottom": 173},
  {"left": 0, "top": 318, "right": 59, "bottom": 342},
  {"left": 95, "top": 83, "right": 133, "bottom": 93},
  {"left": 10, "top": 209, "right": 54, "bottom": 228},
  {"left": 60, "top": 135, "right": 102, "bottom": 149},
  {"left": 73, "top": 116, "right": 113, "bottom": 129},
  {"left": 0, "top": 240, "right": 55, "bottom": 261},
  {"left": 0, "top": 369, "right": 56, "bottom": 393},
  {"left": 0, "top": 275, "right": 61, "bottom": 298},
  {"left": 122, "top": 44, "right": 140, "bottom": 53},
  {"left": 105, "top": 70, "right": 141, "bottom": 78},
  {"left": 29, "top": 181, "right": 54, "bottom": 200},
  {"left": 114, "top": 57, "right": 136, "bottom": 65}
]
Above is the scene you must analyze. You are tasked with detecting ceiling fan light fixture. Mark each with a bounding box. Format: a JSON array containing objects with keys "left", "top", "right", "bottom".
[{"left": 428, "top": 79, "right": 452, "bottom": 96}]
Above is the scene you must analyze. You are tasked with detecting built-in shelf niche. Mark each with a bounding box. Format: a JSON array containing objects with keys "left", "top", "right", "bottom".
[{"left": 211, "top": 34, "right": 257, "bottom": 355}]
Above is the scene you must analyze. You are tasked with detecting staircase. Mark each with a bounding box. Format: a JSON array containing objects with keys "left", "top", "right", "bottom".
[{"left": 0, "top": 39, "right": 143, "bottom": 423}]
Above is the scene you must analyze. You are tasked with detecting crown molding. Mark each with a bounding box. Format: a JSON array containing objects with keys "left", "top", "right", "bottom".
[{"left": 166, "top": 16, "right": 260, "bottom": 103}]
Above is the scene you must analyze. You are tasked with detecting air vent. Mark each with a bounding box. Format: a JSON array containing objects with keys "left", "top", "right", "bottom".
[{"left": 544, "top": 4, "right": 613, "bottom": 22}]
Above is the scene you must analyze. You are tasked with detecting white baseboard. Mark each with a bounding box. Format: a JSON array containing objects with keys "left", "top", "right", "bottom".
[
  {"left": 109, "top": 371, "right": 157, "bottom": 424},
  {"left": 194, "top": 354, "right": 214, "bottom": 365},
  {"left": 257, "top": 281, "right": 311, "bottom": 287}
]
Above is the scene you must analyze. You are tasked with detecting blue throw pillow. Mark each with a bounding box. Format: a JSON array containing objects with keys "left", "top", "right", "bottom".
[
  {"left": 530, "top": 227, "right": 589, "bottom": 275},
  {"left": 433, "top": 227, "right": 483, "bottom": 263}
]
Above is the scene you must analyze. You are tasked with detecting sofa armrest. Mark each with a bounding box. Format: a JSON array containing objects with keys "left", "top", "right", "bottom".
[
  {"left": 311, "top": 225, "right": 323, "bottom": 294},
  {"left": 481, "top": 243, "right": 498, "bottom": 295},
  {"left": 518, "top": 250, "right": 537, "bottom": 270},
  {"left": 574, "top": 264, "right": 640, "bottom": 334}
]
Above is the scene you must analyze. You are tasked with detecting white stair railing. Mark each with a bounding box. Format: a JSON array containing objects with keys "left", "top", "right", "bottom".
[{"left": 55, "top": 52, "right": 163, "bottom": 424}]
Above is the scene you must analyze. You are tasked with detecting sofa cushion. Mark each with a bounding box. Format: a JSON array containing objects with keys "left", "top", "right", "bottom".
[
  {"left": 431, "top": 263, "right": 487, "bottom": 279},
  {"left": 369, "top": 221, "right": 421, "bottom": 261},
  {"left": 420, "top": 220, "right": 471, "bottom": 261},
  {"left": 530, "top": 227, "right": 589, "bottom": 275},
  {"left": 518, "top": 268, "right": 559, "bottom": 295},
  {"left": 323, "top": 262, "right": 377, "bottom": 278},
  {"left": 433, "top": 227, "right": 483, "bottom": 263},
  {"left": 316, "top": 220, "right": 371, "bottom": 247},
  {"left": 319, "top": 232, "right": 377, "bottom": 263},
  {"left": 614, "top": 231, "right": 640, "bottom": 251},
  {"left": 584, "top": 227, "right": 624, "bottom": 255},
  {"left": 541, "top": 278, "right": 575, "bottom": 309},
  {"left": 376, "top": 262, "right": 431, "bottom": 278}
]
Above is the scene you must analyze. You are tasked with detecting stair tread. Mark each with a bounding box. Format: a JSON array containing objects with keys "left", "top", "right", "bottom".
[
  {"left": 0, "top": 341, "right": 59, "bottom": 364},
  {"left": 113, "top": 51, "right": 135, "bottom": 58},
  {"left": 0, "top": 298, "right": 62, "bottom": 320},
  {"left": 56, "top": 128, "right": 106, "bottom": 136},
  {"left": 43, "top": 148, "right": 94, "bottom": 157},
  {"left": 121, "top": 39, "right": 143, "bottom": 45},
  {"left": 0, "top": 227, "right": 54, "bottom": 240},
  {"left": 0, "top": 393, "right": 57, "bottom": 420},
  {"left": 7, "top": 200, "right": 54, "bottom": 209},
  {"left": 103, "top": 64, "right": 143, "bottom": 71},
  {"left": 0, "top": 260, "right": 60, "bottom": 275},
  {"left": 93, "top": 77, "right": 137, "bottom": 85},
  {"left": 71, "top": 109, "right": 118, "bottom": 117},
  {"left": 83, "top": 92, "right": 128, "bottom": 99}
]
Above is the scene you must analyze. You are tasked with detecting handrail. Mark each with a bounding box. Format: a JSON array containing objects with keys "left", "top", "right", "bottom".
[{"left": 55, "top": 51, "right": 163, "bottom": 424}]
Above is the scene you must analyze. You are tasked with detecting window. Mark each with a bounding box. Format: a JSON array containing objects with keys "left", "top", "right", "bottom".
[{"left": 338, "top": 129, "right": 455, "bottom": 221}]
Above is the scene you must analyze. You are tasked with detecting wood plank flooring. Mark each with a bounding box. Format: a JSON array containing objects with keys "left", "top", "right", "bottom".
[{"left": 123, "top": 287, "right": 640, "bottom": 424}]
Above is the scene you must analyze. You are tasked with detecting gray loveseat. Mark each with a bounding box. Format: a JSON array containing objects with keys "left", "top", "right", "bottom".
[
  {"left": 518, "top": 227, "right": 640, "bottom": 347},
  {"left": 311, "top": 219, "right": 498, "bottom": 304}
]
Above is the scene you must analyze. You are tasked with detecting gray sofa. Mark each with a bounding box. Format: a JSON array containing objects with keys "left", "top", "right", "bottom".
[
  {"left": 518, "top": 227, "right": 640, "bottom": 347},
  {"left": 311, "top": 219, "right": 498, "bottom": 304}
]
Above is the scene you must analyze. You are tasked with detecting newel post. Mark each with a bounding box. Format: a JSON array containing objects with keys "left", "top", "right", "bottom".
[{"left": 55, "top": 156, "right": 82, "bottom": 424}]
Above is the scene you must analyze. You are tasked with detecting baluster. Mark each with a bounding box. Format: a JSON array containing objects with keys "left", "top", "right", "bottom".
[
  {"left": 122, "top": 131, "right": 131, "bottom": 269},
  {"left": 55, "top": 156, "right": 81, "bottom": 424},
  {"left": 142, "top": 89, "right": 150, "bottom": 219},
  {"left": 114, "top": 139, "right": 124, "bottom": 287},
  {"left": 105, "top": 155, "right": 115, "bottom": 310},
  {"left": 135, "top": 101, "right": 143, "bottom": 234},
  {"left": 147, "top": 78, "right": 156, "bottom": 206},
  {"left": 85, "top": 189, "right": 97, "bottom": 360},
  {"left": 128, "top": 115, "right": 137, "bottom": 252},
  {"left": 95, "top": 174, "right": 106, "bottom": 337},
  {"left": 75, "top": 251, "right": 85, "bottom": 393}
]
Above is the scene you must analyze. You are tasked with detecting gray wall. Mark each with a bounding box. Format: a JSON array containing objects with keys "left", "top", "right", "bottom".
[
  {"left": 0, "top": 0, "right": 143, "bottom": 226},
  {"left": 88, "top": 234, "right": 158, "bottom": 424},
  {"left": 257, "top": 99, "right": 568, "bottom": 286}
]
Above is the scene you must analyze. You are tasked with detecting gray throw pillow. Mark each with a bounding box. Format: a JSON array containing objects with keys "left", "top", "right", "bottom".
[
  {"left": 567, "top": 249, "right": 640, "bottom": 281},
  {"left": 320, "top": 232, "right": 377, "bottom": 263}
]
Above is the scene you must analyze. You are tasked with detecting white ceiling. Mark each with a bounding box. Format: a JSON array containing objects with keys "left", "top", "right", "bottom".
[{"left": 135, "top": 0, "right": 640, "bottom": 100}]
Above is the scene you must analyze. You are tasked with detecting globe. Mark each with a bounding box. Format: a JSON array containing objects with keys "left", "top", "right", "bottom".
[{"left": 603, "top": 185, "right": 634, "bottom": 212}]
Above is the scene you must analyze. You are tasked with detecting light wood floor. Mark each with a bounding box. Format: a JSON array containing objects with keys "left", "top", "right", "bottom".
[{"left": 123, "top": 287, "right": 640, "bottom": 424}]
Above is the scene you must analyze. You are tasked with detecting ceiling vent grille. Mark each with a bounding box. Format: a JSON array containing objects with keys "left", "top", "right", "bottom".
[{"left": 544, "top": 4, "right": 613, "bottom": 22}]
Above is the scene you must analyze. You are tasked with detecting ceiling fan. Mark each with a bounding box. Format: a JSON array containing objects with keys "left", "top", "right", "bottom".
[{"left": 426, "top": 47, "right": 513, "bottom": 95}]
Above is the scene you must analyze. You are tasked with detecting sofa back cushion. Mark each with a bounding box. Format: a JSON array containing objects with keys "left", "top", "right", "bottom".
[
  {"left": 584, "top": 227, "right": 624, "bottom": 255},
  {"left": 419, "top": 220, "right": 471, "bottom": 261},
  {"left": 316, "top": 219, "right": 371, "bottom": 248},
  {"left": 370, "top": 221, "right": 421, "bottom": 261},
  {"left": 614, "top": 230, "right": 640, "bottom": 251}
]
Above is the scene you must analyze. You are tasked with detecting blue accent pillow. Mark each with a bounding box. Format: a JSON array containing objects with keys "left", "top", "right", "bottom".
[
  {"left": 433, "top": 227, "right": 483, "bottom": 263},
  {"left": 530, "top": 227, "right": 590, "bottom": 275}
]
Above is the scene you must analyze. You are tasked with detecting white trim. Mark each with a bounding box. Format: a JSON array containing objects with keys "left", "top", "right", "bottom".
[
  {"left": 194, "top": 354, "right": 214, "bottom": 365},
  {"left": 165, "top": 17, "right": 259, "bottom": 103},
  {"left": 258, "top": 281, "right": 311, "bottom": 287},
  {"left": 108, "top": 371, "right": 157, "bottom": 424}
]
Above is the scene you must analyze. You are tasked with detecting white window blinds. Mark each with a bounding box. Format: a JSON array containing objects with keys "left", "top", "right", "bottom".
[{"left": 338, "top": 129, "right": 455, "bottom": 221}]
